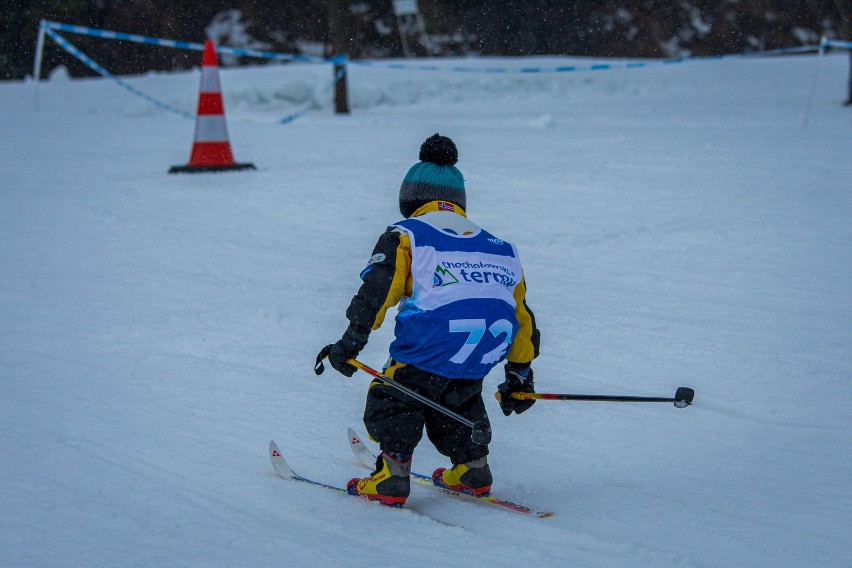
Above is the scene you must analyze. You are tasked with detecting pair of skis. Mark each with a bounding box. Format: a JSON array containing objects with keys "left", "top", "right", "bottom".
[{"left": 269, "top": 429, "right": 553, "bottom": 518}]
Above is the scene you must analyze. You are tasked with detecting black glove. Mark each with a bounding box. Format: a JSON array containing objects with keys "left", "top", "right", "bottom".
[
  {"left": 497, "top": 362, "right": 535, "bottom": 416},
  {"left": 317, "top": 325, "right": 369, "bottom": 377}
]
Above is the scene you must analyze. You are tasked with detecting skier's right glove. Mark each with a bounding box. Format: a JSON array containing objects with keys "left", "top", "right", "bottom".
[
  {"left": 497, "top": 362, "right": 536, "bottom": 416},
  {"left": 319, "top": 325, "right": 369, "bottom": 377}
]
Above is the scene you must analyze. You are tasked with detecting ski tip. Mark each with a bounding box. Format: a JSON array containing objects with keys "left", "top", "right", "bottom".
[
  {"left": 347, "top": 427, "right": 362, "bottom": 447},
  {"left": 269, "top": 440, "right": 294, "bottom": 479}
]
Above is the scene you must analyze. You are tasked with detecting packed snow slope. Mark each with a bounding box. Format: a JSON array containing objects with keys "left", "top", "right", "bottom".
[{"left": 1, "top": 52, "right": 851, "bottom": 568}]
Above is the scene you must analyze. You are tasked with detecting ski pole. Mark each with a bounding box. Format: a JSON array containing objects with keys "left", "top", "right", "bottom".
[
  {"left": 496, "top": 387, "right": 694, "bottom": 408},
  {"left": 314, "top": 352, "right": 492, "bottom": 445}
]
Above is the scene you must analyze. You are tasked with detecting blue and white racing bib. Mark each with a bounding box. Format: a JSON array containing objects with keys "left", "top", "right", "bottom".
[{"left": 389, "top": 217, "right": 523, "bottom": 379}]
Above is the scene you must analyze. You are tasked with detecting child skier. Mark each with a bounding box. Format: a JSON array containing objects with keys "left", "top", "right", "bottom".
[{"left": 317, "top": 133, "right": 540, "bottom": 506}]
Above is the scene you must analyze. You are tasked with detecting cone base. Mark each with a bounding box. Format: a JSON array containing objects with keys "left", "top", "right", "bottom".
[{"left": 169, "top": 162, "right": 256, "bottom": 174}]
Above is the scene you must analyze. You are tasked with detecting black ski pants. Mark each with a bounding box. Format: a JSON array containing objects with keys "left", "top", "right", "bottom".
[{"left": 363, "top": 364, "right": 490, "bottom": 465}]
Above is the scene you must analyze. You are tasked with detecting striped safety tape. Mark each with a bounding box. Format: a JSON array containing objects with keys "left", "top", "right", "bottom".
[
  {"left": 44, "top": 28, "right": 194, "bottom": 120},
  {"left": 351, "top": 44, "right": 824, "bottom": 74},
  {"left": 40, "top": 19, "right": 849, "bottom": 123},
  {"left": 43, "top": 19, "right": 838, "bottom": 77},
  {"left": 825, "top": 39, "right": 852, "bottom": 50},
  {"left": 43, "top": 21, "right": 327, "bottom": 64}
]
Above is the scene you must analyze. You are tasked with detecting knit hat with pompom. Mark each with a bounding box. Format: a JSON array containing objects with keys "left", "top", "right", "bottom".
[{"left": 399, "top": 134, "right": 465, "bottom": 218}]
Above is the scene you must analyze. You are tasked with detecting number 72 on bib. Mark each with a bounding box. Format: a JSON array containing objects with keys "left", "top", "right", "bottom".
[{"left": 448, "top": 318, "right": 514, "bottom": 365}]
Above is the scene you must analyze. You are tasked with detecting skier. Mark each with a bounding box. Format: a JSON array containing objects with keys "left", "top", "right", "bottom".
[{"left": 317, "top": 133, "right": 540, "bottom": 507}]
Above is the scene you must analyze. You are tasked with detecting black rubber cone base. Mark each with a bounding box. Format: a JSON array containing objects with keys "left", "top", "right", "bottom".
[{"left": 169, "top": 162, "right": 256, "bottom": 174}]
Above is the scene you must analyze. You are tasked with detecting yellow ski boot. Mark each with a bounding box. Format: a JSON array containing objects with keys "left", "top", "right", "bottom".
[
  {"left": 432, "top": 457, "right": 492, "bottom": 497},
  {"left": 347, "top": 451, "right": 411, "bottom": 507}
]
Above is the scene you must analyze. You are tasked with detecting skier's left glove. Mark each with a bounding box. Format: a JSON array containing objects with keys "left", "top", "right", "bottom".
[
  {"left": 497, "top": 362, "right": 536, "bottom": 416},
  {"left": 316, "top": 325, "right": 369, "bottom": 377}
]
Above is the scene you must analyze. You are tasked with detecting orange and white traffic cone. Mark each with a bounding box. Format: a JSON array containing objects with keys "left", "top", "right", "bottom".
[{"left": 169, "top": 40, "right": 255, "bottom": 173}]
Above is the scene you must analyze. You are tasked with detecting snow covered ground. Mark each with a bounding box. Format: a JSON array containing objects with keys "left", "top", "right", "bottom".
[{"left": 1, "top": 50, "right": 851, "bottom": 567}]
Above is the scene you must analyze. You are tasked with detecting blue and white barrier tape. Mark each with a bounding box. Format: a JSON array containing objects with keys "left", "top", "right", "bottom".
[
  {"left": 43, "top": 23, "right": 338, "bottom": 124},
  {"left": 43, "top": 21, "right": 328, "bottom": 64},
  {"left": 40, "top": 19, "right": 850, "bottom": 122},
  {"left": 45, "top": 21, "right": 203, "bottom": 52},
  {"left": 44, "top": 19, "right": 840, "bottom": 77},
  {"left": 43, "top": 20, "right": 337, "bottom": 124},
  {"left": 352, "top": 44, "right": 824, "bottom": 74},
  {"left": 825, "top": 39, "right": 852, "bottom": 50},
  {"left": 45, "top": 28, "right": 194, "bottom": 120}
]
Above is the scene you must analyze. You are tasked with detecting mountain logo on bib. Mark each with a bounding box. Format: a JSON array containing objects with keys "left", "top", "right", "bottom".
[{"left": 433, "top": 265, "right": 460, "bottom": 287}]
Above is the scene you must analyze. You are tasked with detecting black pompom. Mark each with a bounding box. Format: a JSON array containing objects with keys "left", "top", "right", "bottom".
[{"left": 419, "top": 133, "right": 458, "bottom": 166}]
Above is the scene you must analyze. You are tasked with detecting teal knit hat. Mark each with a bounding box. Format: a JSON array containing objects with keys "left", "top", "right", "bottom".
[{"left": 399, "top": 134, "right": 465, "bottom": 218}]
